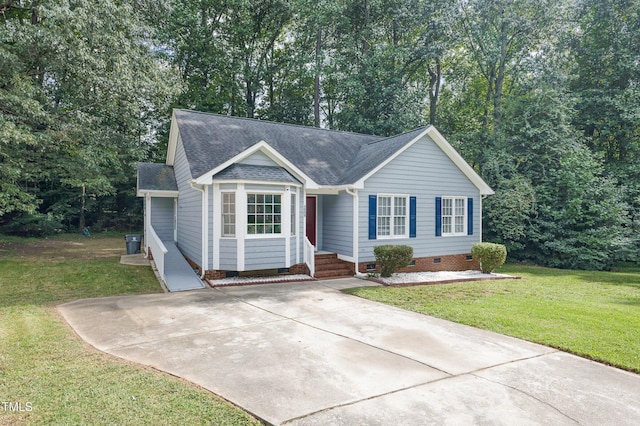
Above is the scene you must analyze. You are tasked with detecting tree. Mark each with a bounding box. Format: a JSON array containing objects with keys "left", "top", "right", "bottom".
[{"left": 0, "top": 0, "right": 177, "bottom": 234}]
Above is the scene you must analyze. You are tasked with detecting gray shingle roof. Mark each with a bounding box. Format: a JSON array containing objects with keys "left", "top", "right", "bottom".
[
  {"left": 214, "top": 164, "right": 300, "bottom": 184},
  {"left": 137, "top": 163, "right": 178, "bottom": 192},
  {"left": 174, "top": 110, "right": 385, "bottom": 186}
]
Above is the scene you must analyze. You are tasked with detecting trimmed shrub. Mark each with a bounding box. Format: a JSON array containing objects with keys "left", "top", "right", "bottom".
[
  {"left": 471, "top": 242, "right": 507, "bottom": 273},
  {"left": 373, "top": 245, "right": 414, "bottom": 277}
]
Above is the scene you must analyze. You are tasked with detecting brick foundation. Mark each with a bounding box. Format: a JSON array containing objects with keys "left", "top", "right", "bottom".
[
  {"left": 204, "top": 263, "right": 311, "bottom": 281},
  {"left": 358, "top": 253, "right": 479, "bottom": 274}
]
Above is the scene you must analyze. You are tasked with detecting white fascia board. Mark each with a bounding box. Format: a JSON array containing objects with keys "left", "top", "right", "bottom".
[
  {"left": 193, "top": 140, "right": 319, "bottom": 188},
  {"left": 136, "top": 190, "right": 179, "bottom": 198},
  {"left": 165, "top": 112, "right": 179, "bottom": 166},
  {"left": 425, "top": 126, "right": 494, "bottom": 195}
]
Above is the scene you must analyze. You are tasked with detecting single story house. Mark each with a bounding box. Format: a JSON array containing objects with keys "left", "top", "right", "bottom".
[{"left": 137, "top": 109, "right": 493, "bottom": 281}]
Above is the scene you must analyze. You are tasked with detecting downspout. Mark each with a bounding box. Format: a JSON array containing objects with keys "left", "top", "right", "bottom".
[
  {"left": 189, "top": 180, "right": 208, "bottom": 279},
  {"left": 345, "top": 188, "right": 360, "bottom": 276},
  {"left": 144, "top": 192, "right": 151, "bottom": 258}
]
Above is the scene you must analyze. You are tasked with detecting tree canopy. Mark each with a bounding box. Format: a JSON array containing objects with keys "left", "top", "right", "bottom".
[{"left": 1, "top": 0, "right": 638, "bottom": 269}]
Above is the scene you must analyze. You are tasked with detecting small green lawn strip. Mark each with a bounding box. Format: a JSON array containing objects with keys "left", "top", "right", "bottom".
[
  {"left": 0, "top": 234, "right": 260, "bottom": 425},
  {"left": 344, "top": 264, "right": 640, "bottom": 373}
]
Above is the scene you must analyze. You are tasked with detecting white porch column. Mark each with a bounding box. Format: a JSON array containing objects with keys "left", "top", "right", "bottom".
[
  {"left": 212, "top": 183, "right": 221, "bottom": 270},
  {"left": 284, "top": 186, "right": 291, "bottom": 267},
  {"left": 236, "top": 183, "right": 246, "bottom": 271}
]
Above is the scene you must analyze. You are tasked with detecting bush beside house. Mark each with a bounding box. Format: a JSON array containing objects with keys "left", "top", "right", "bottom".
[
  {"left": 374, "top": 245, "right": 414, "bottom": 277},
  {"left": 471, "top": 242, "right": 507, "bottom": 273}
]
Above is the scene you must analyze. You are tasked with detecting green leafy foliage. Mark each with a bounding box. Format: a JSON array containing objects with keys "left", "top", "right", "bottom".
[
  {"left": 373, "top": 244, "right": 414, "bottom": 277},
  {"left": 471, "top": 242, "right": 507, "bottom": 273},
  {"left": 0, "top": 0, "right": 177, "bottom": 234}
]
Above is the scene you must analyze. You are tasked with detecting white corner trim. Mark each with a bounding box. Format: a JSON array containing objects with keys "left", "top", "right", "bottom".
[
  {"left": 212, "top": 183, "right": 221, "bottom": 270},
  {"left": 345, "top": 188, "right": 359, "bottom": 269},
  {"left": 236, "top": 183, "right": 246, "bottom": 271}
]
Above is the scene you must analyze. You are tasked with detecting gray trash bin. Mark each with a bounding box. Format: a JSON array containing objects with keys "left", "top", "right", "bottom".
[{"left": 125, "top": 234, "right": 142, "bottom": 254}]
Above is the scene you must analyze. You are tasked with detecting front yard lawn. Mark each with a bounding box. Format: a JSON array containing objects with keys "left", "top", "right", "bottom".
[
  {"left": 345, "top": 264, "right": 640, "bottom": 373},
  {"left": 0, "top": 233, "right": 260, "bottom": 425}
]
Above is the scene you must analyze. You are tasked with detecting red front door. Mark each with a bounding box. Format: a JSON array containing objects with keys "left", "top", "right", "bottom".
[{"left": 306, "top": 196, "right": 317, "bottom": 247}]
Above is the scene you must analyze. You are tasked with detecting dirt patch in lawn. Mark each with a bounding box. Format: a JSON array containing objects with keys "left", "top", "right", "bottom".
[{"left": 0, "top": 235, "right": 126, "bottom": 261}]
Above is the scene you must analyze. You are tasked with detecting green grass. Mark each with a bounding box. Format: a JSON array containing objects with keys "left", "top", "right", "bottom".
[
  {"left": 0, "top": 234, "right": 260, "bottom": 425},
  {"left": 345, "top": 264, "right": 640, "bottom": 373}
]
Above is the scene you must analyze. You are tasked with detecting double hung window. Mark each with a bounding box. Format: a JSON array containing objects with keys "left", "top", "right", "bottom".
[
  {"left": 442, "top": 197, "right": 466, "bottom": 236},
  {"left": 222, "top": 193, "right": 236, "bottom": 237},
  {"left": 377, "top": 195, "right": 408, "bottom": 238}
]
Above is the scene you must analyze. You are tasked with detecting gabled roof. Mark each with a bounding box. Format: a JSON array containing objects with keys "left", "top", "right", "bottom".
[
  {"left": 169, "top": 110, "right": 379, "bottom": 186},
  {"left": 165, "top": 109, "right": 493, "bottom": 195},
  {"left": 137, "top": 163, "right": 178, "bottom": 196}
]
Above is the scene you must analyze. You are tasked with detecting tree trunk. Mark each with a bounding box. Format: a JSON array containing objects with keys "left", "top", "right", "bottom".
[
  {"left": 427, "top": 58, "right": 442, "bottom": 126},
  {"left": 314, "top": 29, "right": 321, "bottom": 127}
]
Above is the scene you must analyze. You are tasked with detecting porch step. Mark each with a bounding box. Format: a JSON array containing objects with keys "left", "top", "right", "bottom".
[{"left": 314, "top": 253, "right": 354, "bottom": 279}]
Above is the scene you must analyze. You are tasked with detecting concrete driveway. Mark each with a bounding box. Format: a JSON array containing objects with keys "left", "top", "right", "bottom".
[{"left": 58, "top": 279, "right": 640, "bottom": 425}]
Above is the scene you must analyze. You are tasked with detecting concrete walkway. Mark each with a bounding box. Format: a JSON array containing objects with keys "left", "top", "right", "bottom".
[{"left": 58, "top": 279, "right": 640, "bottom": 425}]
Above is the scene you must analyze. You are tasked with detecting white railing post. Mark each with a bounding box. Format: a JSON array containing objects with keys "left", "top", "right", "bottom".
[{"left": 304, "top": 237, "right": 315, "bottom": 277}]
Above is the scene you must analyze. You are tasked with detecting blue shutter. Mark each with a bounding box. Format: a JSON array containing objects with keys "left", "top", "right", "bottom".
[
  {"left": 435, "top": 197, "right": 442, "bottom": 237},
  {"left": 368, "top": 195, "right": 377, "bottom": 240},
  {"left": 467, "top": 197, "right": 474, "bottom": 235},
  {"left": 409, "top": 196, "right": 417, "bottom": 238}
]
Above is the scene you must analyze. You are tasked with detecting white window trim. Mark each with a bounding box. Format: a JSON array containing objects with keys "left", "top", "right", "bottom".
[
  {"left": 377, "top": 193, "right": 410, "bottom": 239},
  {"left": 221, "top": 192, "right": 236, "bottom": 238},
  {"left": 442, "top": 196, "right": 467, "bottom": 237},
  {"left": 246, "top": 190, "right": 287, "bottom": 239}
]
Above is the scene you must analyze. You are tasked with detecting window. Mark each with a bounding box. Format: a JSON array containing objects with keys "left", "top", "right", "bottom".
[
  {"left": 247, "top": 193, "right": 281, "bottom": 235},
  {"left": 222, "top": 193, "right": 235, "bottom": 237},
  {"left": 442, "top": 197, "right": 466, "bottom": 236},
  {"left": 377, "top": 195, "right": 408, "bottom": 238}
]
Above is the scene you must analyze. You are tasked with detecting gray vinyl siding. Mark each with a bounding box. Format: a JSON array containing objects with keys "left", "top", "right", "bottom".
[
  {"left": 359, "top": 134, "right": 481, "bottom": 262},
  {"left": 219, "top": 238, "right": 237, "bottom": 270},
  {"left": 245, "top": 238, "right": 286, "bottom": 269},
  {"left": 174, "top": 135, "right": 202, "bottom": 265},
  {"left": 150, "top": 198, "right": 174, "bottom": 241},
  {"left": 321, "top": 192, "right": 353, "bottom": 257},
  {"left": 239, "top": 151, "right": 278, "bottom": 167}
]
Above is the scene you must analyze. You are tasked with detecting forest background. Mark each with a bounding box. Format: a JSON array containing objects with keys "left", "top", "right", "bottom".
[{"left": 1, "top": 0, "right": 638, "bottom": 270}]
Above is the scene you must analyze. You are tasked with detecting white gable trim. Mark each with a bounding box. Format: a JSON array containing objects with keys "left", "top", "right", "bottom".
[
  {"left": 166, "top": 112, "right": 179, "bottom": 166},
  {"left": 193, "top": 140, "right": 319, "bottom": 188},
  {"left": 353, "top": 126, "right": 494, "bottom": 195}
]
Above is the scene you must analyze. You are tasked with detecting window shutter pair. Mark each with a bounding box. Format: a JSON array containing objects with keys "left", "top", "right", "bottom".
[
  {"left": 435, "top": 197, "right": 474, "bottom": 236},
  {"left": 368, "top": 195, "right": 417, "bottom": 240}
]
